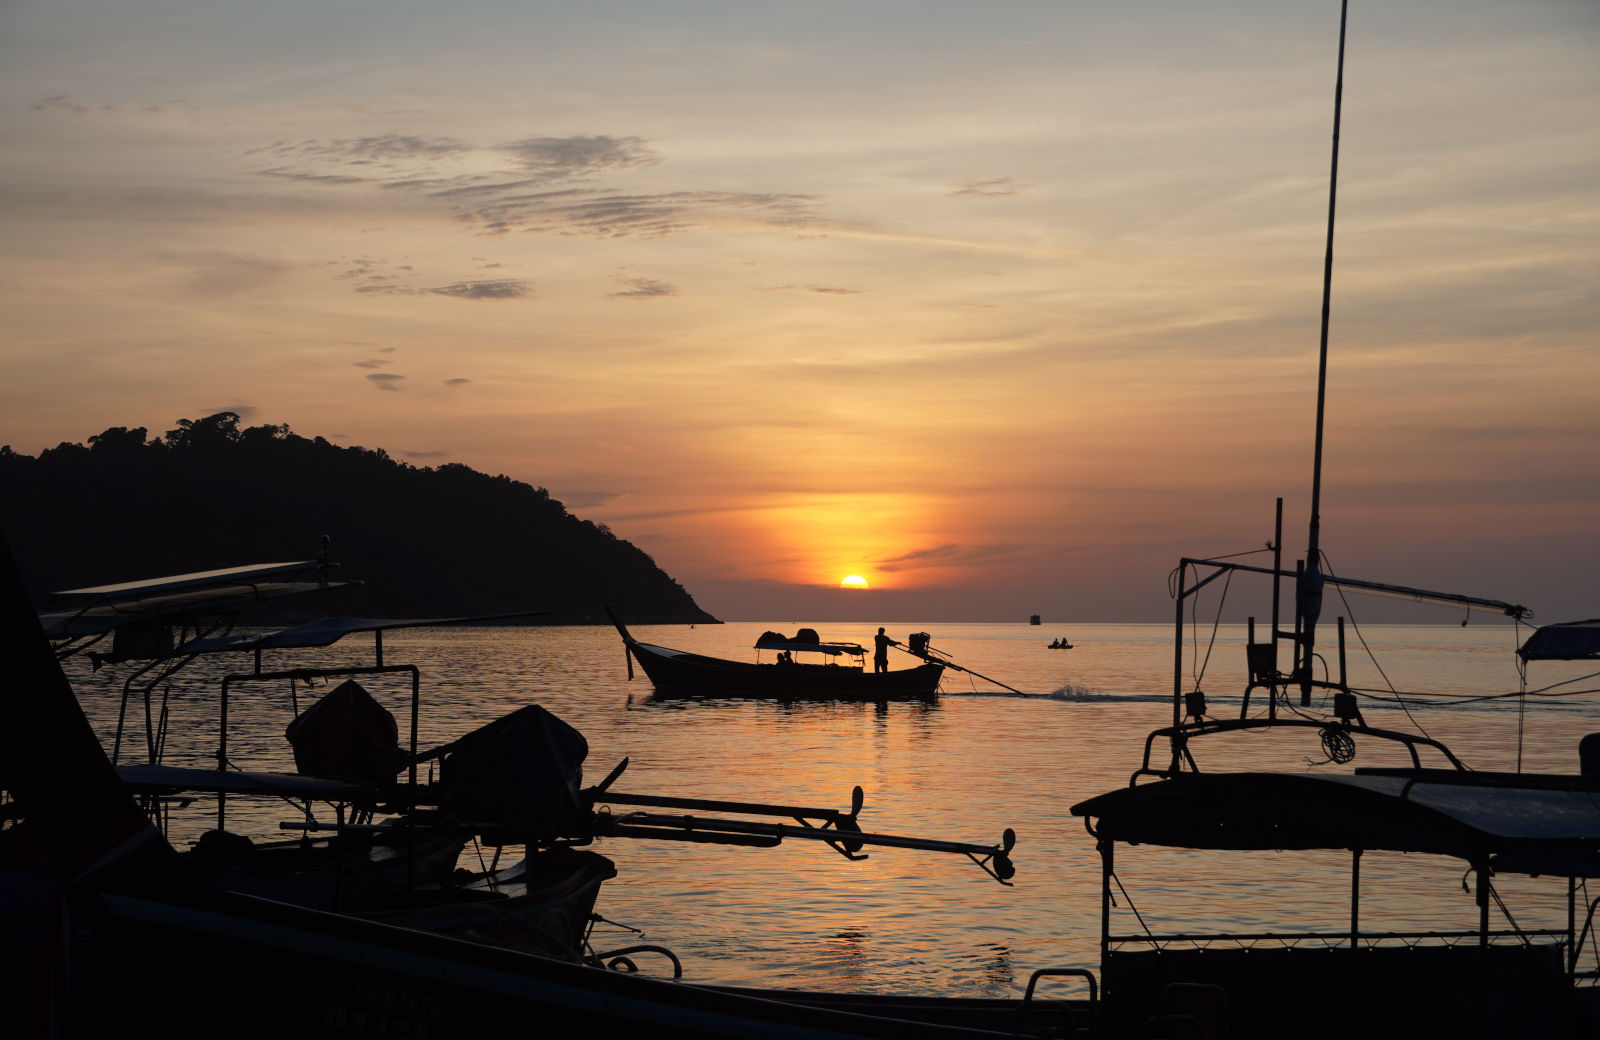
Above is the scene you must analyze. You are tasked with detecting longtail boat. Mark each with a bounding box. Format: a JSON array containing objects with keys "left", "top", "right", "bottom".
[{"left": 611, "top": 611, "right": 946, "bottom": 699}]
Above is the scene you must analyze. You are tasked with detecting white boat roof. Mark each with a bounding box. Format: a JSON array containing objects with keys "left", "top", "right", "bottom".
[
  {"left": 178, "top": 612, "right": 543, "bottom": 654},
  {"left": 38, "top": 581, "right": 358, "bottom": 637},
  {"left": 48, "top": 560, "right": 327, "bottom": 601}
]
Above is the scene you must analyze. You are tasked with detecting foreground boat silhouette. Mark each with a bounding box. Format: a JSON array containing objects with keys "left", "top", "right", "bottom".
[
  {"left": 1, "top": 539, "right": 1089, "bottom": 1037},
  {"left": 1069, "top": 5, "right": 1600, "bottom": 1036}
]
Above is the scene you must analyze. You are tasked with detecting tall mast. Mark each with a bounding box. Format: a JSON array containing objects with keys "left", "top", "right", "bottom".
[{"left": 1296, "top": 0, "right": 1349, "bottom": 699}]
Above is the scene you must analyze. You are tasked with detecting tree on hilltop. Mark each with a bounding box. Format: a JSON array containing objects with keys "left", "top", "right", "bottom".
[{"left": 0, "top": 413, "right": 714, "bottom": 624}]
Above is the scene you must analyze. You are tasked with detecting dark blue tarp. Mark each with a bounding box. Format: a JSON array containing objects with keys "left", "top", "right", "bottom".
[
  {"left": 1519, "top": 619, "right": 1600, "bottom": 661},
  {"left": 438, "top": 705, "right": 589, "bottom": 842},
  {"left": 284, "top": 679, "right": 408, "bottom": 785}
]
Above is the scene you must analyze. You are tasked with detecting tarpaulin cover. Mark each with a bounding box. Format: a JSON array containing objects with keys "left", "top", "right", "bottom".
[
  {"left": 1072, "top": 769, "right": 1600, "bottom": 861},
  {"left": 439, "top": 705, "right": 589, "bottom": 841},
  {"left": 753, "top": 628, "right": 864, "bottom": 655},
  {"left": 1518, "top": 619, "right": 1600, "bottom": 661},
  {"left": 284, "top": 679, "right": 408, "bottom": 785}
]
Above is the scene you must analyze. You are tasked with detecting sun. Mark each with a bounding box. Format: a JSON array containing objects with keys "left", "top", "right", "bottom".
[{"left": 839, "top": 575, "right": 869, "bottom": 589}]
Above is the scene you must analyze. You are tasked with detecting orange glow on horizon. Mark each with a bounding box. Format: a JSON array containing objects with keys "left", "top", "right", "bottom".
[{"left": 721, "top": 492, "right": 956, "bottom": 589}]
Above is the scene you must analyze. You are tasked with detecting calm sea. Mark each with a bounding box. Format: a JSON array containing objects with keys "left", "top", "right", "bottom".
[{"left": 63, "top": 620, "right": 1600, "bottom": 997}]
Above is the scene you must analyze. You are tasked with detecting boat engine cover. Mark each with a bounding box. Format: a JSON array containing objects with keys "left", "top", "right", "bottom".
[
  {"left": 284, "top": 679, "right": 408, "bottom": 785},
  {"left": 438, "top": 705, "right": 590, "bottom": 843}
]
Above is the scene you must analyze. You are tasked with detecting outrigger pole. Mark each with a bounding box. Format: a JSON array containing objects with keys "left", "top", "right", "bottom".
[
  {"left": 587, "top": 774, "right": 1017, "bottom": 885},
  {"left": 898, "top": 642, "right": 1026, "bottom": 696},
  {"left": 1295, "top": 0, "right": 1349, "bottom": 706}
]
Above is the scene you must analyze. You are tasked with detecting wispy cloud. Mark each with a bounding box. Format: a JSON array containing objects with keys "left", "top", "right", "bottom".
[
  {"left": 164, "top": 252, "right": 292, "bottom": 296},
  {"left": 250, "top": 134, "right": 470, "bottom": 163},
  {"left": 459, "top": 188, "right": 820, "bottom": 238},
  {"left": 32, "top": 95, "right": 95, "bottom": 115},
  {"left": 367, "top": 373, "right": 406, "bottom": 391},
  {"left": 950, "top": 177, "right": 1030, "bottom": 198},
  {"left": 875, "top": 543, "right": 1027, "bottom": 572},
  {"left": 610, "top": 277, "right": 676, "bottom": 299},
  {"left": 554, "top": 490, "right": 627, "bottom": 508},
  {"left": 423, "top": 279, "right": 531, "bottom": 299},
  {"left": 444, "top": 377, "right": 471, "bottom": 387},
  {"left": 249, "top": 134, "right": 822, "bottom": 241},
  {"left": 497, "top": 135, "right": 661, "bottom": 177},
  {"left": 757, "top": 284, "right": 865, "bottom": 295},
  {"left": 256, "top": 168, "right": 370, "bottom": 185},
  {"left": 356, "top": 278, "right": 532, "bottom": 299}
]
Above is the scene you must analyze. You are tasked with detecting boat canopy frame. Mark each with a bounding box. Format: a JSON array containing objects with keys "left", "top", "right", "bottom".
[{"left": 1161, "top": 500, "right": 1531, "bottom": 778}]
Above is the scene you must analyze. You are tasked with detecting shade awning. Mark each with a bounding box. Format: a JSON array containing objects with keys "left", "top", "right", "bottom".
[
  {"left": 1518, "top": 619, "right": 1600, "bottom": 661},
  {"left": 39, "top": 581, "right": 357, "bottom": 637},
  {"left": 751, "top": 640, "right": 865, "bottom": 656},
  {"left": 116, "top": 763, "right": 380, "bottom": 799},
  {"left": 1071, "top": 770, "right": 1600, "bottom": 868},
  {"left": 176, "top": 611, "right": 545, "bottom": 654}
]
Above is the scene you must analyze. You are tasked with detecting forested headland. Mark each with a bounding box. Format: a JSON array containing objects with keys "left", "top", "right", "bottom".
[{"left": 0, "top": 413, "right": 718, "bottom": 625}]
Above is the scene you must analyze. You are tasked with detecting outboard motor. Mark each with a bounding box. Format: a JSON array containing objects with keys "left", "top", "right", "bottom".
[{"left": 908, "top": 632, "right": 931, "bottom": 658}]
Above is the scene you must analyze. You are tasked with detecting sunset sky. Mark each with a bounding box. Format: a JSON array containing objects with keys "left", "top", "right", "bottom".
[{"left": 2, "top": 1, "right": 1596, "bottom": 623}]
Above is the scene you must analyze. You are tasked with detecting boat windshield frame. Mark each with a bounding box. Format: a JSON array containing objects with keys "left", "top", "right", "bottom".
[{"left": 1158, "top": 551, "right": 1529, "bottom": 779}]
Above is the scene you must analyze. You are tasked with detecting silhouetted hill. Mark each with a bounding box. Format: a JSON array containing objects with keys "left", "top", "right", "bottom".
[{"left": 0, "top": 413, "right": 717, "bottom": 625}]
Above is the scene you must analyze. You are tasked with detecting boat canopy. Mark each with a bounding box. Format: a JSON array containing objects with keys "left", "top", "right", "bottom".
[
  {"left": 753, "top": 639, "right": 865, "bottom": 656},
  {"left": 36, "top": 559, "right": 356, "bottom": 638},
  {"left": 46, "top": 561, "right": 328, "bottom": 602},
  {"left": 115, "top": 763, "right": 378, "bottom": 800},
  {"left": 754, "top": 629, "right": 865, "bottom": 656},
  {"left": 1071, "top": 770, "right": 1600, "bottom": 871},
  {"left": 176, "top": 614, "right": 540, "bottom": 654},
  {"left": 1518, "top": 618, "right": 1600, "bottom": 661}
]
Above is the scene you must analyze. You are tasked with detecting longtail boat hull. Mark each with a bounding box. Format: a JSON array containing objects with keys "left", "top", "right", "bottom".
[{"left": 626, "top": 639, "right": 944, "bottom": 699}]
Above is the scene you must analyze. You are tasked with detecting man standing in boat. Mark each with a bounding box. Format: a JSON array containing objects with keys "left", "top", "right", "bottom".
[{"left": 873, "top": 627, "right": 899, "bottom": 673}]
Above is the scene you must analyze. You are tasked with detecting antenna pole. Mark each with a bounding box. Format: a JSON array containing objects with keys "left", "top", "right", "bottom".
[{"left": 1298, "top": 0, "right": 1348, "bottom": 694}]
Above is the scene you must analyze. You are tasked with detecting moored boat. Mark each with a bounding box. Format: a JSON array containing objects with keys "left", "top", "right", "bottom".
[
  {"left": 34, "top": 558, "right": 1025, "bottom": 945},
  {"left": 6, "top": 544, "right": 1081, "bottom": 1038},
  {"left": 1069, "top": 595, "right": 1600, "bottom": 1037},
  {"left": 1067, "top": 6, "right": 1600, "bottom": 1036}
]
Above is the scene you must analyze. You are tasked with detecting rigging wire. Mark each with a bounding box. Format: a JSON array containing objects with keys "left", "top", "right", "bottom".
[
  {"left": 1586, "top": 879, "right": 1600, "bottom": 974},
  {"left": 1517, "top": 643, "right": 1528, "bottom": 772},
  {"left": 1188, "top": 565, "right": 1235, "bottom": 700},
  {"left": 1320, "top": 550, "right": 1437, "bottom": 745},
  {"left": 1349, "top": 675, "right": 1600, "bottom": 706},
  {"left": 1513, "top": 613, "right": 1530, "bottom": 772},
  {"left": 1109, "top": 870, "right": 1155, "bottom": 940},
  {"left": 1168, "top": 546, "right": 1274, "bottom": 700}
]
